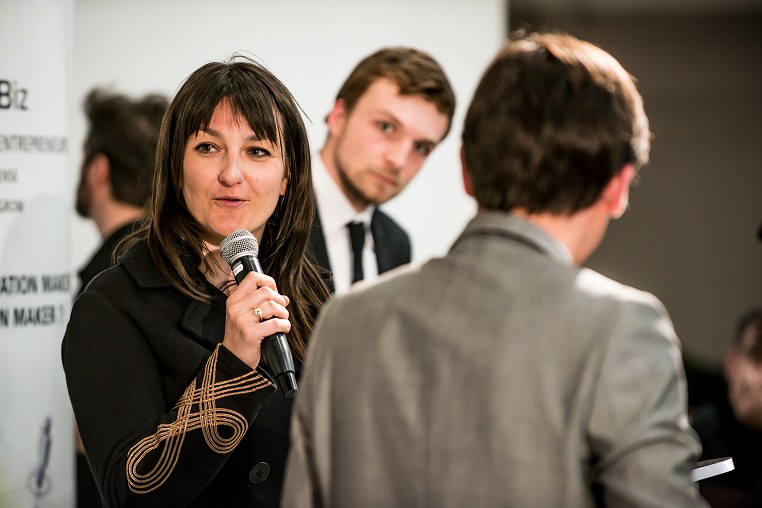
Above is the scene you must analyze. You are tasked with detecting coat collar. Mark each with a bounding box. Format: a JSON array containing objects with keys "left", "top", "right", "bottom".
[
  {"left": 119, "top": 240, "right": 225, "bottom": 347},
  {"left": 119, "top": 239, "right": 174, "bottom": 289},
  {"left": 370, "top": 209, "right": 398, "bottom": 274},
  {"left": 451, "top": 211, "right": 573, "bottom": 265}
]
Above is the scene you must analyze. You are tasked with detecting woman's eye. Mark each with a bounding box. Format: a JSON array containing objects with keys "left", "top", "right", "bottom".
[
  {"left": 194, "top": 142, "right": 215, "bottom": 154},
  {"left": 249, "top": 147, "right": 271, "bottom": 158}
]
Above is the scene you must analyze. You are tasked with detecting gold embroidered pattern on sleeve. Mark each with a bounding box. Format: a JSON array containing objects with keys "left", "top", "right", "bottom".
[{"left": 126, "top": 344, "right": 271, "bottom": 494}]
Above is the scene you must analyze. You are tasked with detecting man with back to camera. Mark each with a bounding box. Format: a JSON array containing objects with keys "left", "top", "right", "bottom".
[
  {"left": 309, "top": 47, "right": 455, "bottom": 294},
  {"left": 73, "top": 87, "right": 167, "bottom": 506},
  {"left": 283, "top": 31, "right": 708, "bottom": 507}
]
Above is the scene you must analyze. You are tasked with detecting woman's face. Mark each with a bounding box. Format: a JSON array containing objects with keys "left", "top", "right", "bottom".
[{"left": 181, "top": 101, "right": 288, "bottom": 247}]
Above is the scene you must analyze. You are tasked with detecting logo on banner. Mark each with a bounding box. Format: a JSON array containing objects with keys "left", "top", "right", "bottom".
[
  {"left": 0, "top": 79, "right": 29, "bottom": 110},
  {"left": 26, "top": 417, "right": 53, "bottom": 499}
]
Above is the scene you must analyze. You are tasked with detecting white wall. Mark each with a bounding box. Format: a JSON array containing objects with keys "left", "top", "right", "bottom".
[{"left": 69, "top": 0, "right": 505, "bottom": 274}]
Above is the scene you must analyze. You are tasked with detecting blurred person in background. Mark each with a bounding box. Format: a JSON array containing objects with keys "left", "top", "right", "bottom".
[
  {"left": 75, "top": 88, "right": 167, "bottom": 297},
  {"left": 692, "top": 307, "right": 762, "bottom": 507},
  {"left": 73, "top": 87, "right": 167, "bottom": 507}
]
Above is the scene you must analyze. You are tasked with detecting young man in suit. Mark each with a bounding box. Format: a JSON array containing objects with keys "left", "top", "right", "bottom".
[
  {"left": 284, "top": 32, "right": 708, "bottom": 507},
  {"left": 309, "top": 47, "right": 455, "bottom": 294}
]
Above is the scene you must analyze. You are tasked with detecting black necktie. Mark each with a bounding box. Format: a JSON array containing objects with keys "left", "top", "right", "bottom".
[{"left": 347, "top": 221, "right": 365, "bottom": 283}]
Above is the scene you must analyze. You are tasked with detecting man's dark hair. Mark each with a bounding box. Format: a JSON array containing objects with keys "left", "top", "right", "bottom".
[
  {"left": 462, "top": 31, "right": 651, "bottom": 214},
  {"left": 82, "top": 88, "right": 167, "bottom": 207}
]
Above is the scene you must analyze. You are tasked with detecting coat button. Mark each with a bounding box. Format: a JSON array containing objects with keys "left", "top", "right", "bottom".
[{"left": 248, "top": 462, "right": 270, "bottom": 484}]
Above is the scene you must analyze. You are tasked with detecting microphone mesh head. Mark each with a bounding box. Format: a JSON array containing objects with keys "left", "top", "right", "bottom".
[{"left": 220, "top": 229, "right": 259, "bottom": 266}]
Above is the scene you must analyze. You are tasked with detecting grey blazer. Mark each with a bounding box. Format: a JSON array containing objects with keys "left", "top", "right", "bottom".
[{"left": 284, "top": 212, "right": 707, "bottom": 508}]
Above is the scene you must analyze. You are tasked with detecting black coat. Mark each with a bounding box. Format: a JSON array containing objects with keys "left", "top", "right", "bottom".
[
  {"left": 63, "top": 240, "right": 297, "bottom": 507},
  {"left": 74, "top": 220, "right": 141, "bottom": 508}
]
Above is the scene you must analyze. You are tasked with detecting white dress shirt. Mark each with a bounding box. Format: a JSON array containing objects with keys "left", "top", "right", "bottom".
[{"left": 313, "top": 154, "right": 377, "bottom": 294}]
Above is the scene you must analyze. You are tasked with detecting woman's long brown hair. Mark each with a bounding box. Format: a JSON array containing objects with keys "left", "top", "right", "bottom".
[{"left": 118, "top": 56, "right": 329, "bottom": 361}]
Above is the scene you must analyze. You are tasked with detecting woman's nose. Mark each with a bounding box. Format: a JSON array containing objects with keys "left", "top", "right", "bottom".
[{"left": 218, "top": 153, "right": 243, "bottom": 185}]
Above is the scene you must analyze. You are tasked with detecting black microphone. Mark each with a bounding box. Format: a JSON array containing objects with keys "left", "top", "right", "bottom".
[{"left": 220, "top": 229, "right": 298, "bottom": 398}]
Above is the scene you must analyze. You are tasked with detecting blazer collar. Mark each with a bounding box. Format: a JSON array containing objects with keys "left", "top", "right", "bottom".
[
  {"left": 452, "top": 211, "right": 573, "bottom": 265},
  {"left": 370, "top": 209, "right": 396, "bottom": 274}
]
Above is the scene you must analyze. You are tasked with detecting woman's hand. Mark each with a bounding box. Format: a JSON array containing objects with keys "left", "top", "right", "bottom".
[{"left": 222, "top": 271, "right": 290, "bottom": 370}]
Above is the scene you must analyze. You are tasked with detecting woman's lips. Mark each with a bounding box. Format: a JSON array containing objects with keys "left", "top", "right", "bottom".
[{"left": 215, "top": 197, "right": 247, "bottom": 207}]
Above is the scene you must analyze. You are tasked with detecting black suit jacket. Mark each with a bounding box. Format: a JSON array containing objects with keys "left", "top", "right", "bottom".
[
  {"left": 63, "top": 240, "right": 295, "bottom": 507},
  {"left": 307, "top": 207, "right": 411, "bottom": 292},
  {"left": 77, "top": 221, "right": 139, "bottom": 297}
]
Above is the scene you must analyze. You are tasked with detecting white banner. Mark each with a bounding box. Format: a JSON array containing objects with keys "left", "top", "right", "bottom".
[{"left": 0, "top": 0, "right": 74, "bottom": 507}]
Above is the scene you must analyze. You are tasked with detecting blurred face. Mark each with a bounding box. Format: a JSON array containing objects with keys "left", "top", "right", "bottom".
[
  {"left": 327, "top": 78, "right": 449, "bottom": 210},
  {"left": 75, "top": 145, "right": 96, "bottom": 218},
  {"left": 181, "top": 101, "right": 288, "bottom": 247},
  {"left": 728, "top": 325, "right": 762, "bottom": 430},
  {"left": 75, "top": 161, "right": 91, "bottom": 218}
]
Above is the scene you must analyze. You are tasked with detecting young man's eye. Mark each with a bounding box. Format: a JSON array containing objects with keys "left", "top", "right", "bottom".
[
  {"left": 377, "top": 121, "right": 394, "bottom": 134},
  {"left": 413, "top": 141, "right": 432, "bottom": 156}
]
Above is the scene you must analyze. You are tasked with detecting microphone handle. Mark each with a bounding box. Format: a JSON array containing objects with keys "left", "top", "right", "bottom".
[
  {"left": 232, "top": 256, "right": 298, "bottom": 398},
  {"left": 262, "top": 333, "right": 298, "bottom": 398}
]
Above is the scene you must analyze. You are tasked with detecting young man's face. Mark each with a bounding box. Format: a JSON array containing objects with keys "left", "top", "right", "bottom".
[{"left": 326, "top": 78, "right": 449, "bottom": 210}]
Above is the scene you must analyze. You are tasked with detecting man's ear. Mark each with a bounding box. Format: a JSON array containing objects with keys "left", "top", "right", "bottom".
[
  {"left": 603, "top": 163, "right": 635, "bottom": 219},
  {"left": 326, "top": 98, "right": 347, "bottom": 138},
  {"left": 88, "top": 153, "right": 111, "bottom": 190},
  {"left": 460, "top": 146, "right": 475, "bottom": 197}
]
